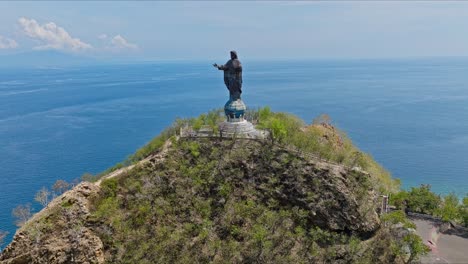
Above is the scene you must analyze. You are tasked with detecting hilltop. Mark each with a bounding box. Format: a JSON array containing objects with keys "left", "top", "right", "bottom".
[{"left": 0, "top": 109, "right": 427, "bottom": 263}]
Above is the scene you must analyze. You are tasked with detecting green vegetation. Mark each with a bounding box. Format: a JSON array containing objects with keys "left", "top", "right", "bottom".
[
  {"left": 403, "top": 233, "right": 431, "bottom": 264},
  {"left": 255, "top": 107, "right": 399, "bottom": 193},
  {"left": 390, "top": 184, "right": 468, "bottom": 227},
  {"left": 88, "top": 109, "right": 225, "bottom": 182},
  {"left": 81, "top": 172, "right": 99, "bottom": 182},
  {"left": 90, "top": 136, "right": 404, "bottom": 263},
  {"left": 381, "top": 211, "right": 416, "bottom": 229},
  {"left": 5, "top": 108, "right": 435, "bottom": 263},
  {"left": 82, "top": 108, "right": 432, "bottom": 263},
  {"left": 380, "top": 211, "right": 430, "bottom": 264},
  {"left": 89, "top": 108, "right": 397, "bottom": 193},
  {"left": 191, "top": 109, "right": 225, "bottom": 133},
  {"left": 391, "top": 184, "right": 441, "bottom": 215},
  {"left": 462, "top": 197, "right": 468, "bottom": 226},
  {"left": 437, "top": 193, "right": 460, "bottom": 222},
  {"left": 61, "top": 199, "right": 73, "bottom": 208},
  {"left": 84, "top": 112, "right": 200, "bottom": 173}
]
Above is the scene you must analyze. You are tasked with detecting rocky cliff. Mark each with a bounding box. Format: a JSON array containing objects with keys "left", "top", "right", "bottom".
[{"left": 0, "top": 182, "right": 103, "bottom": 264}]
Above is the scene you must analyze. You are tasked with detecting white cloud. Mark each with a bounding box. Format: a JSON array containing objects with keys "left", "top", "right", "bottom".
[
  {"left": 98, "top": 34, "right": 108, "bottom": 40},
  {"left": 18, "top": 17, "right": 92, "bottom": 51},
  {"left": 109, "top": 35, "right": 138, "bottom": 50},
  {"left": 0, "top": 36, "right": 18, "bottom": 49}
]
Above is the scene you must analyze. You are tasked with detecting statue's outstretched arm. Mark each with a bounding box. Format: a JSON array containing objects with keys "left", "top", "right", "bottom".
[{"left": 213, "top": 63, "right": 226, "bottom": 70}]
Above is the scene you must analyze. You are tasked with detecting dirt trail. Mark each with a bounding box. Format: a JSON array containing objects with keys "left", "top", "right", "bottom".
[{"left": 95, "top": 138, "right": 174, "bottom": 186}]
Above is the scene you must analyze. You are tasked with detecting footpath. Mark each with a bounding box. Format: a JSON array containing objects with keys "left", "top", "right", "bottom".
[{"left": 408, "top": 213, "right": 468, "bottom": 264}]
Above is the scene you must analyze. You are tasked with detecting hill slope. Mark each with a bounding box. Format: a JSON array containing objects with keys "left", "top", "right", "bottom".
[{"left": 0, "top": 111, "right": 425, "bottom": 263}]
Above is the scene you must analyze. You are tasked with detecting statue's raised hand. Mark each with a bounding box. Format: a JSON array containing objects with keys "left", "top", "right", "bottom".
[{"left": 213, "top": 63, "right": 218, "bottom": 68}]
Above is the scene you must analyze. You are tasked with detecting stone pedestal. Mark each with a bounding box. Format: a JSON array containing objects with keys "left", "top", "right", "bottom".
[
  {"left": 219, "top": 98, "right": 268, "bottom": 139},
  {"left": 219, "top": 120, "right": 257, "bottom": 138}
]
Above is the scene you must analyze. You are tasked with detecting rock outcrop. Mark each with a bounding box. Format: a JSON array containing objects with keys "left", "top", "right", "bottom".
[{"left": 0, "top": 183, "right": 104, "bottom": 264}]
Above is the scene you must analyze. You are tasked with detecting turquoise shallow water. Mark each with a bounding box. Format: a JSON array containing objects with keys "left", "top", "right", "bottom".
[{"left": 0, "top": 58, "right": 467, "bottom": 244}]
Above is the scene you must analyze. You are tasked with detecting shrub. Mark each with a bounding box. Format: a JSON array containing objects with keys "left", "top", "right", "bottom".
[
  {"left": 404, "top": 233, "right": 430, "bottom": 263},
  {"left": 94, "top": 197, "right": 119, "bottom": 219},
  {"left": 81, "top": 172, "right": 98, "bottom": 183},
  {"left": 436, "top": 193, "right": 459, "bottom": 222},
  {"left": 460, "top": 195, "right": 468, "bottom": 227},
  {"left": 255, "top": 108, "right": 398, "bottom": 192},
  {"left": 406, "top": 184, "right": 441, "bottom": 215},
  {"left": 188, "top": 141, "right": 200, "bottom": 158},
  {"left": 258, "top": 106, "right": 273, "bottom": 121},
  {"left": 381, "top": 210, "right": 415, "bottom": 229},
  {"left": 389, "top": 191, "right": 409, "bottom": 210},
  {"left": 392, "top": 188, "right": 467, "bottom": 225},
  {"left": 101, "top": 178, "right": 119, "bottom": 197}
]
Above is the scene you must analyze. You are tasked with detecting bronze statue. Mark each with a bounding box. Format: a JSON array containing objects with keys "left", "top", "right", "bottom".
[{"left": 213, "top": 51, "right": 243, "bottom": 100}]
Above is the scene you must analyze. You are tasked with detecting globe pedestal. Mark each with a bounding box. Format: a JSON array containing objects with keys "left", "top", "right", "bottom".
[
  {"left": 219, "top": 99, "right": 268, "bottom": 139},
  {"left": 224, "top": 98, "right": 246, "bottom": 122}
]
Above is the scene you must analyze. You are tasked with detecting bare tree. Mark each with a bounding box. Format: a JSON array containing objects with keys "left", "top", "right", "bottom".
[
  {"left": 52, "top": 179, "right": 70, "bottom": 196},
  {"left": 0, "top": 230, "right": 8, "bottom": 248},
  {"left": 81, "top": 172, "right": 96, "bottom": 182},
  {"left": 312, "top": 113, "right": 331, "bottom": 126},
  {"left": 34, "top": 187, "right": 51, "bottom": 207},
  {"left": 12, "top": 204, "right": 32, "bottom": 227},
  {"left": 71, "top": 178, "right": 80, "bottom": 187}
]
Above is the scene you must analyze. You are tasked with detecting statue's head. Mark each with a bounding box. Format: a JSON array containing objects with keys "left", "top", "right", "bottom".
[{"left": 230, "top": 50, "right": 238, "bottom": 60}]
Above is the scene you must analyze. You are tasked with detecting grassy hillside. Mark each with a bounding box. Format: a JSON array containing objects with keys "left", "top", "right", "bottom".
[
  {"left": 104, "top": 108, "right": 399, "bottom": 193},
  {"left": 1, "top": 109, "right": 427, "bottom": 264},
  {"left": 86, "top": 109, "right": 417, "bottom": 263}
]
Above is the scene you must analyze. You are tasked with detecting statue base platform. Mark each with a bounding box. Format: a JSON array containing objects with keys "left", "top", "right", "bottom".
[{"left": 219, "top": 120, "right": 268, "bottom": 139}]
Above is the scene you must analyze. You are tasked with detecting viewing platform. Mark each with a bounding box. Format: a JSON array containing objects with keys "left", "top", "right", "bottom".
[{"left": 180, "top": 99, "right": 268, "bottom": 139}]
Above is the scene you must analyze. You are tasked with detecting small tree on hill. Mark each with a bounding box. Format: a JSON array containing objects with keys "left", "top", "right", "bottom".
[
  {"left": 461, "top": 195, "right": 468, "bottom": 227},
  {"left": 406, "top": 184, "right": 441, "bottom": 214},
  {"left": 269, "top": 118, "right": 287, "bottom": 142},
  {"left": 258, "top": 106, "right": 273, "bottom": 123},
  {"left": 12, "top": 203, "right": 32, "bottom": 227},
  {"left": 313, "top": 113, "right": 331, "bottom": 126},
  {"left": 81, "top": 172, "right": 96, "bottom": 182},
  {"left": 34, "top": 187, "right": 51, "bottom": 207},
  {"left": 0, "top": 230, "right": 8, "bottom": 248},
  {"left": 389, "top": 190, "right": 409, "bottom": 211},
  {"left": 404, "top": 233, "right": 430, "bottom": 264},
  {"left": 437, "top": 193, "right": 459, "bottom": 222},
  {"left": 52, "top": 179, "right": 70, "bottom": 196}
]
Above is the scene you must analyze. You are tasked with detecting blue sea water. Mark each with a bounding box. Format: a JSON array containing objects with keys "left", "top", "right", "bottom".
[{"left": 1, "top": 58, "right": 467, "bottom": 245}]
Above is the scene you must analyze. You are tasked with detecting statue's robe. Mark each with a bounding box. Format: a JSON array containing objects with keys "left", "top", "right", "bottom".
[{"left": 217, "top": 52, "right": 242, "bottom": 100}]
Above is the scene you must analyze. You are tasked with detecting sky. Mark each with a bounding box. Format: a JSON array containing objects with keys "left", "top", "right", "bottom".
[{"left": 1, "top": 1, "right": 468, "bottom": 61}]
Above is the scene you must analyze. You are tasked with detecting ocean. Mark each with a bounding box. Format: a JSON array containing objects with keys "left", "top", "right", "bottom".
[{"left": 1, "top": 58, "right": 467, "bottom": 245}]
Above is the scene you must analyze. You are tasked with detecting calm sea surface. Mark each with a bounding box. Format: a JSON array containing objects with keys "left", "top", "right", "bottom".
[{"left": 1, "top": 59, "right": 467, "bottom": 244}]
